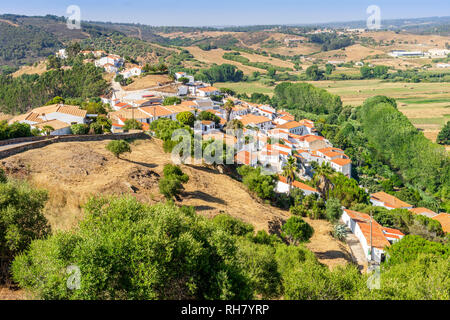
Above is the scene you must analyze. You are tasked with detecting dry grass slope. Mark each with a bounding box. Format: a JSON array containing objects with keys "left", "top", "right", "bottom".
[{"left": 1, "top": 138, "right": 353, "bottom": 270}]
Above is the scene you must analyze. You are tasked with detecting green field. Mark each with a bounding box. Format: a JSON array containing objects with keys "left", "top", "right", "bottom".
[{"left": 216, "top": 79, "right": 450, "bottom": 144}]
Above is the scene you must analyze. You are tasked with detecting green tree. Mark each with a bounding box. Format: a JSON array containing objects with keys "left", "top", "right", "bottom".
[
  {"left": 282, "top": 157, "right": 297, "bottom": 195},
  {"left": 1, "top": 180, "right": 50, "bottom": 281},
  {"left": 436, "top": 121, "right": 450, "bottom": 145},
  {"left": 306, "top": 65, "right": 324, "bottom": 81},
  {"left": 123, "top": 119, "right": 143, "bottom": 131},
  {"left": 11, "top": 196, "right": 253, "bottom": 300},
  {"left": 159, "top": 164, "right": 190, "bottom": 200},
  {"left": 325, "top": 198, "right": 343, "bottom": 223},
  {"left": 71, "top": 124, "right": 90, "bottom": 135},
  {"left": 106, "top": 140, "right": 131, "bottom": 158},
  {"left": 163, "top": 97, "right": 182, "bottom": 106},
  {"left": 325, "top": 63, "right": 335, "bottom": 75},
  {"left": 176, "top": 111, "right": 195, "bottom": 127},
  {"left": 282, "top": 216, "right": 314, "bottom": 245},
  {"left": 224, "top": 99, "right": 235, "bottom": 123}
]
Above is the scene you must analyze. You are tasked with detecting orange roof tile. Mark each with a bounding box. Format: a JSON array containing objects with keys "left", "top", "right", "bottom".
[
  {"left": 331, "top": 158, "right": 352, "bottom": 166},
  {"left": 370, "top": 192, "right": 412, "bottom": 209},
  {"left": 278, "top": 176, "right": 318, "bottom": 193},
  {"left": 432, "top": 213, "right": 450, "bottom": 233}
]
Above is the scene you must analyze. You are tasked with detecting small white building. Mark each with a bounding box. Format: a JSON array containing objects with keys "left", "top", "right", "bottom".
[
  {"left": 197, "top": 86, "right": 221, "bottom": 97},
  {"left": 56, "top": 49, "right": 67, "bottom": 59},
  {"left": 276, "top": 175, "right": 320, "bottom": 196},
  {"left": 342, "top": 209, "right": 404, "bottom": 263},
  {"left": 120, "top": 67, "right": 142, "bottom": 79}
]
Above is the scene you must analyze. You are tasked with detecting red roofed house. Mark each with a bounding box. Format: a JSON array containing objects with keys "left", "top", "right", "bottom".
[
  {"left": 342, "top": 209, "right": 405, "bottom": 263},
  {"left": 236, "top": 150, "right": 258, "bottom": 167},
  {"left": 197, "top": 86, "right": 220, "bottom": 97},
  {"left": 276, "top": 175, "right": 320, "bottom": 196},
  {"left": 370, "top": 192, "right": 413, "bottom": 210}
]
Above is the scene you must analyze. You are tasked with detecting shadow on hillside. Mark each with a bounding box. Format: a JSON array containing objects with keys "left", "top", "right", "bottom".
[
  {"left": 315, "top": 250, "right": 352, "bottom": 262},
  {"left": 184, "top": 190, "right": 227, "bottom": 205},
  {"left": 194, "top": 205, "right": 217, "bottom": 212},
  {"left": 122, "top": 158, "right": 158, "bottom": 169},
  {"left": 186, "top": 164, "right": 220, "bottom": 175},
  {"left": 268, "top": 217, "right": 286, "bottom": 237}
]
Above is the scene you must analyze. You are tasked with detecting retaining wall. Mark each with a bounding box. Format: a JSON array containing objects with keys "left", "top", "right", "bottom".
[{"left": 0, "top": 132, "right": 150, "bottom": 160}]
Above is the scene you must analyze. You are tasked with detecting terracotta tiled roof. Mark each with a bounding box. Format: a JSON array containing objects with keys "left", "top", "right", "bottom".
[
  {"left": 432, "top": 213, "right": 450, "bottom": 233},
  {"left": 278, "top": 176, "right": 318, "bottom": 193},
  {"left": 239, "top": 114, "right": 272, "bottom": 126},
  {"left": 276, "top": 121, "right": 303, "bottom": 130},
  {"left": 371, "top": 192, "right": 412, "bottom": 209},
  {"left": 331, "top": 158, "right": 352, "bottom": 166},
  {"left": 409, "top": 207, "right": 437, "bottom": 217},
  {"left": 198, "top": 86, "right": 219, "bottom": 92},
  {"left": 35, "top": 120, "right": 71, "bottom": 131},
  {"left": 236, "top": 150, "right": 257, "bottom": 165},
  {"left": 344, "top": 209, "right": 398, "bottom": 249}
]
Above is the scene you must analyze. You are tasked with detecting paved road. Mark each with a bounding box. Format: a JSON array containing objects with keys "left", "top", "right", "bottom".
[
  {"left": 344, "top": 227, "right": 368, "bottom": 273},
  {"left": 0, "top": 141, "right": 37, "bottom": 152}
]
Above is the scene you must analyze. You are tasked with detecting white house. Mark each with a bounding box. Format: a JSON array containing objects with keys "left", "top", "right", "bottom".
[
  {"left": 238, "top": 114, "right": 273, "bottom": 131},
  {"left": 197, "top": 86, "right": 220, "bottom": 97},
  {"left": 33, "top": 120, "right": 72, "bottom": 136},
  {"left": 370, "top": 192, "right": 413, "bottom": 210},
  {"left": 276, "top": 175, "right": 319, "bottom": 196},
  {"left": 120, "top": 67, "right": 142, "bottom": 79},
  {"left": 9, "top": 104, "right": 87, "bottom": 127},
  {"left": 342, "top": 209, "right": 404, "bottom": 263}
]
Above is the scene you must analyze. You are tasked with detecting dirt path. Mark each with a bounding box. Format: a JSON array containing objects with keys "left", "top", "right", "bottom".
[{"left": 0, "top": 138, "right": 352, "bottom": 269}]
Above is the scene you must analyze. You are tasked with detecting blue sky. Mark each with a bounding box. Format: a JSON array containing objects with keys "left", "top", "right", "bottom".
[{"left": 1, "top": 0, "right": 449, "bottom": 26}]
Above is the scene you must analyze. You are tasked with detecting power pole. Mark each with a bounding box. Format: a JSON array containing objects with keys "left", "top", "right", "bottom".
[{"left": 370, "top": 210, "right": 373, "bottom": 262}]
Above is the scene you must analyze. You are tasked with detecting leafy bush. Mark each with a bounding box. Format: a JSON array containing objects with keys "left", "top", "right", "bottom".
[
  {"left": 281, "top": 217, "right": 314, "bottom": 244},
  {"left": 325, "top": 198, "right": 343, "bottom": 223},
  {"left": 0, "top": 168, "right": 6, "bottom": 184},
  {"left": 332, "top": 224, "right": 348, "bottom": 241},
  {"left": 1, "top": 180, "right": 50, "bottom": 282},
  {"left": 11, "top": 197, "right": 254, "bottom": 300},
  {"left": 159, "top": 164, "right": 189, "bottom": 200},
  {"left": 71, "top": 124, "right": 90, "bottom": 135},
  {"left": 123, "top": 119, "right": 143, "bottom": 131},
  {"left": 436, "top": 121, "right": 450, "bottom": 145},
  {"left": 106, "top": 140, "right": 131, "bottom": 158},
  {"left": 212, "top": 214, "right": 254, "bottom": 237},
  {"left": 176, "top": 111, "right": 195, "bottom": 127},
  {"left": 163, "top": 97, "right": 182, "bottom": 106},
  {"left": 237, "top": 166, "right": 277, "bottom": 200}
]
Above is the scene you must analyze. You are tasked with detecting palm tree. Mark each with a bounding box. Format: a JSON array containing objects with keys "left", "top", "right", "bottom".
[
  {"left": 224, "top": 99, "right": 235, "bottom": 123},
  {"left": 313, "top": 163, "right": 334, "bottom": 199},
  {"left": 282, "top": 156, "right": 298, "bottom": 195}
]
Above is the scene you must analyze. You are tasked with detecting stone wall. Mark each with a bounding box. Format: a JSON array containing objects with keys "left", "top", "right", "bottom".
[{"left": 0, "top": 133, "right": 150, "bottom": 160}]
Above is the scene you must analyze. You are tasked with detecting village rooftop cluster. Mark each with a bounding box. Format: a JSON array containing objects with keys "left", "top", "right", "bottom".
[{"left": 8, "top": 49, "right": 450, "bottom": 265}]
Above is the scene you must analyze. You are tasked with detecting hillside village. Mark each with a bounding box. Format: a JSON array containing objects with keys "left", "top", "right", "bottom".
[
  {"left": 0, "top": 8, "right": 449, "bottom": 302},
  {"left": 5, "top": 49, "right": 449, "bottom": 269}
]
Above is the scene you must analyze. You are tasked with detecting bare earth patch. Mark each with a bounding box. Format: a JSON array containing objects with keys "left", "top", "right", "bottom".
[
  {"left": 0, "top": 139, "right": 352, "bottom": 269},
  {"left": 123, "top": 74, "right": 172, "bottom": 91}
]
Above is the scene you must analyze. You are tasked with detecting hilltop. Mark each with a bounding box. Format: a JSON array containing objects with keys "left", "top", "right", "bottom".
[{"left": 0, "top": 138, "right": 353, "bottom": 270}]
